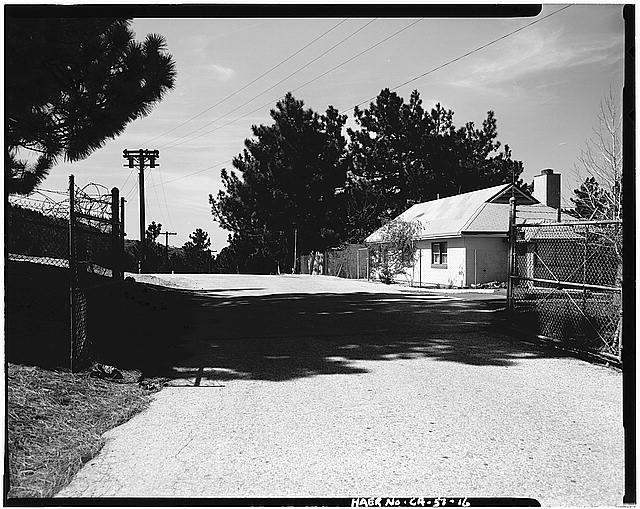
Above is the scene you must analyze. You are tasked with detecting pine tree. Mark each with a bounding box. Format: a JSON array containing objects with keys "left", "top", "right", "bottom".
[
  {"left": 345, "top": 88, "right": 524, "bottom": 238},
  {"left": 571, "top": 177, "right": 612, "bottom": 220},
  {"left": 6, "top": 18, "right": 176, "bottom": 194},
  {"left": 210, "top": 93, "right": 347, "bottom": 273},
  {"left": 182, "top": 229, "right": 211, "bottom": 272}
]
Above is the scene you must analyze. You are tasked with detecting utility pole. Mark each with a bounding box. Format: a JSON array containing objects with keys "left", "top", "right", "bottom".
[
  {"left": 159, "top": 230, "right": 176, "bottom": 272},
  {"left": 123, "top": 149, "right": 159, "bottom": 273},
  {"left": 209, "top": 249, "right": 217, "bottom": 273},
  {"left": 293, "top": 225, "right": 298, "bottom": 274},
  {"left": 120, "top": 197, "right": 126, "bottom": 276}
]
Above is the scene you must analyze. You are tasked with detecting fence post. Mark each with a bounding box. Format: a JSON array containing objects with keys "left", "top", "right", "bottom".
[
  {"left": 120, "top": 197, "right": 126, "bottom": 276},
  {"left": 111, "top": 187, "right": 121, "bottom": 279},
  {"left": 367, "top": 247, "right": 370, "bottom": 281},
  {"left": 506, "top": 196, "right": 516, "bottom": 311},
  {"left": 582, "top": 225, "right": 588, "bottom": 314},
  {"left": 68, "top": 175, "right": 76, "bottom": 372}
]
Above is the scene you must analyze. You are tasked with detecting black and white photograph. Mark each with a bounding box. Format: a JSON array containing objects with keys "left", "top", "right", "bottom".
[{"left": 4, "top": 3, "right": 634, "bottom": 506}]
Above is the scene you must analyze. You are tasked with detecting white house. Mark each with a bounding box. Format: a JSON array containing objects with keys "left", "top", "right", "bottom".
[{"left": 365, "top": 169, "right": 564, "bottom": 287}]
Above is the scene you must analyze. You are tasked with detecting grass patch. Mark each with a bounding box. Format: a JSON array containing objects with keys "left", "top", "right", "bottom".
[{"left": 6, "top": 363, "right": 157, "bottom": 498}]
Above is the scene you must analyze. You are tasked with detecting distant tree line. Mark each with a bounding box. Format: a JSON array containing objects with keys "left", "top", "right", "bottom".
[
  {"left": 124, "top": 224, "right": 213, "bottom": 273},
  {"left": 210, "top": 89, "right": 528, "bottom": 274}
]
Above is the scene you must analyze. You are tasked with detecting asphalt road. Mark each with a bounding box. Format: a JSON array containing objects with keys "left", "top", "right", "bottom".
[{"left": 57, "top": 274, "right": 623, "bottom": 505}]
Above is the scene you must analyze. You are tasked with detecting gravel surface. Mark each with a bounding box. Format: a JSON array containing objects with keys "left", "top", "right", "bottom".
[{"left": 57, "top": 275, "right": 623, "bottom": 505}]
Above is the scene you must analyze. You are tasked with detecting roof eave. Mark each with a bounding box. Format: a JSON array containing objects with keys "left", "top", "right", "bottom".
[
  {"left": 460, "top": 230, "right": 508, "bottom": 236},
  {"left": 415, "top": 231, "right": 462, "bottom": 240}
]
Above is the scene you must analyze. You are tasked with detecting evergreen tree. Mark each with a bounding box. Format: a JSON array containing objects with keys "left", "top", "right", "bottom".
[
  {"left": 210, "top": 93, "right": 347, "bottom": 273},
  {"left": 6, "top": 18, "right": 176, "bottom": 194},
  {"left": 571, "top": 177, "right": 613, "bottom": 220},
  {"left": 210, "top": 90, "right": 527, "bottom": 269},
  {"left": 345, "top": 88, "right": 524, "bottom": 238},
  {"left": 182, "top": 228, "right": 211, "bottom": 272},
  {"left": 145, "top": 221, "right": 163, "bottom": 243}
]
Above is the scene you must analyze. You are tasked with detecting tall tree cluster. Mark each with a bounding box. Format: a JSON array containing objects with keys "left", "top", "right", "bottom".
[
  {"left": 344, "top": 89, "right": 523, "bottom": 239},
  {"left": 211, "top": 89, "right": 525, "bottom": 273},
  {"left": 210, "top": 93, "right": 348, "bottom": 273},
  {"left": 6, "top": 18, "right": 176, "bottom": 194}
]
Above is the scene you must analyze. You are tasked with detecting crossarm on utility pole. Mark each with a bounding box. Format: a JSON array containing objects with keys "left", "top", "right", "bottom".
[
  {"left": 159, "top": 230, "right": 177, "bottom": 272},
  {"left": 123, "top": 149, "right": 160, "bottom": 274}
]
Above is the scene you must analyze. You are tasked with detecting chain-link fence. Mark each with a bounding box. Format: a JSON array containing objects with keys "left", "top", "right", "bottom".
[
  {"left": 6, "top": 190, "right": 70, "bottom": 267},
  {"left": 509, "top": 220, "right": 622, "bottom": 360},
  {"left": 6, "top": 177, "right": 124, "bottom": 371},
  {"left": 72, "top": 182, "right": 121, "bottom": 277},
  {"left": 6, "top": 191, "right": 72, "bottom": 367},
  {"left": 69, "top": 180, "right": 120, "bottom": 369}
]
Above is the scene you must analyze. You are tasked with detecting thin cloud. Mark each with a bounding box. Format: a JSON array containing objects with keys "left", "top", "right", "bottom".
[
  {"left": 449, "top": 28, "right": 621, "bottom": 89},
  {"left": 201, "top": 64, "right": 237, "bottom": 82}
]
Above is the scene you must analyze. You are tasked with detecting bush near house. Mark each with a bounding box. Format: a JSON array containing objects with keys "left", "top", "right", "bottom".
[{"left": 369, "top": 219, "right": 422, "bottom": 284}]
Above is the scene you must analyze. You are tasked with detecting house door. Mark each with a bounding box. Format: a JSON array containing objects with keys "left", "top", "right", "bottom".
[{"left": 472, "top": 249, "right": 508, "bottom": 285}]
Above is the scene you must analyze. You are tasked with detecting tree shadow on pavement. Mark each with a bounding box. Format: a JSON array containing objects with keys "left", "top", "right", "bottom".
[{"left": 90, "top": 280, "right": 567, "bottom": 384}]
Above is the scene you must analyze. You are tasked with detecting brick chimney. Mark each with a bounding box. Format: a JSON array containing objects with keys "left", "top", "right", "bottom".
[{"left": 532, "top": 168, "right": 561, "bottom": 210}]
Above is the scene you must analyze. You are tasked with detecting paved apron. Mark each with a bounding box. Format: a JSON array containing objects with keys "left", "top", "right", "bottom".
[{"left": 57, "top": 275, "right": 623, "bottom": 505}]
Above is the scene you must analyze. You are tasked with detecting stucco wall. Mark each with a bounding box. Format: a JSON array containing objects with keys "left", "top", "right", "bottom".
[
  {"left": 408, "top": 236, "right": 508, "bottom": 287},
  {"left": 413, "top": 237, "right": 466, "bottom": 287},
  {"left": 463, "top": 236, "right": 509, "bottom": 285}
]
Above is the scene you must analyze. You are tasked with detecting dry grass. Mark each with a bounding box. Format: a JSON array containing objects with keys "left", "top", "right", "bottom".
[{"left": 6, "top": 363, "right": 156, "bottom": 498}]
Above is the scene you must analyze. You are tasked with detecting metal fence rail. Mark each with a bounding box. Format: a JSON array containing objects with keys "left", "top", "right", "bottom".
[{"left": 509, "top": 220, "right": 622, "bottom": 360}]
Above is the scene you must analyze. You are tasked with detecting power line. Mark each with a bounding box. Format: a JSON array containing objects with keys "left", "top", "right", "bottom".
[
  {"left": 160, "top": 18, "right": 375, "bottom": 151},
  {"left": 147, "top": 159, "right": 233, "bottom": 188},
  {"left": 127, "top": 163, "right": 174, "bottom": 228},
  {"left": 122, "top": 163, "right": 140, "bottom": 198},
  {"left": 146, "top": 170, "right": 168, "bottom": 227},
  {"left": 141, "top": 18, "right": 349, "bottom": 146},
  {"left": 121, "top": 167, "right": 136, "bottom": 192},
  {"left": 290, "top": 18, "right": 423, "bottom": 99},
  {"left": 124, "top": 177, "right": 138, "bottom": 199},
  {"left": 155, "top": 163, "right": 175, "bottom": 229},
  {"left": 159, "top": 18, "right": 377, "bottom": 151},
  {"left": 342, "top": 5, "right": 573, "bottom": 113},
  {"left": 147, "top": 7, "right": 571, "bottom": 188},
  {"left": 160, "top": 18, "right": 423, "bottom": 151}
]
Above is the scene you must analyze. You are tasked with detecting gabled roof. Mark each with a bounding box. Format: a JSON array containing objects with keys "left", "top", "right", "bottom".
[{"left": 365, "top": 184, "right": 560, "bottom": 243}]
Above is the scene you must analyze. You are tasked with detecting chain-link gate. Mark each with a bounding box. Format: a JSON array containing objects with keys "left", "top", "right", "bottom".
[
  {"left": 6, "top": 176, "right": 124, "bottom": 371},
  {"left": 508, "top": 220, "right": 622, "bottom": 361},
  {"left": 69, "top": 176, "right": 124, "bottom": 370}
]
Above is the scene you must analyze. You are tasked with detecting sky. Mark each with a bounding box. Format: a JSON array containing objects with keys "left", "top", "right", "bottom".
[{"left": 31, "top": 4, "right": 625, "bottom": 252}]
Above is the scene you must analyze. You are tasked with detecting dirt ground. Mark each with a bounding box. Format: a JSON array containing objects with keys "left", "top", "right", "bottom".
[{"left": 57, "top": 274, "right": 623, "bottom": 505}]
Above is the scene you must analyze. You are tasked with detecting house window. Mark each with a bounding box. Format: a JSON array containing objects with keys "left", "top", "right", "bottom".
[{"left": 431, "top": 242, "right": 448, "bottom": 267}]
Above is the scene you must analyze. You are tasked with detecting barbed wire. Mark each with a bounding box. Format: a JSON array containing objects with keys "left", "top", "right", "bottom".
[{"left": 74, "top": 182, "right": 113, "bottom": 220}]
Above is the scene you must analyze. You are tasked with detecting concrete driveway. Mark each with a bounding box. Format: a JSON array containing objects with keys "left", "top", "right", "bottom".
[{"left": 57, "top": 274, "right": 623, "bottom": 505}]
